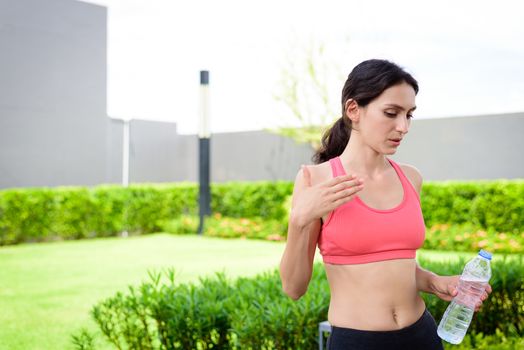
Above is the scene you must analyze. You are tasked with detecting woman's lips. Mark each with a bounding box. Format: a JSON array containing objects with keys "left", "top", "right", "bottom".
[{"left": 388, "top": 139, "right": 401, "bottom": 146}]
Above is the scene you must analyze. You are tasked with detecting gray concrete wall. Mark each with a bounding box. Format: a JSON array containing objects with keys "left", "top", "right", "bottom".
[
  {"left": 106, "top": 120, "right": 314, "bottom": 184},
  {"left": 0, "top": 0, "right": 107, "bottom": 188},
  {"left": 3, "top": 111, "right": 524, "bottom": 189},
  {"left": 109, "top": 112, "right": 523, "bottom": 185},
  {"left": 129, "top": 119, "right": 180, "bottom": 183},
  {"left": 105, "top": 118, "right": 124, "bottom": 184},
  {"left": 391, "top": 113, "right": 524, "bottom": 180},
  {"left": 171, "top": 130, "right": 315, "bottom": 183},
  {"left": 210, "top": 131, "right": 314, "bottom": 182}
]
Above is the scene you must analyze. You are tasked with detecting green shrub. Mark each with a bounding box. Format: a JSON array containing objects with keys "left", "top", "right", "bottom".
[
  {"left": 90, "top": 186, "right": 129, "bottom": 237},
  {"left": 158, "top": 215, "right": 199, "bottom": 235},
  {"left": 212, "top": 181, "right": 292, "bottom": 220},
  {"left": 423, "top": 222, "right": 524, "bottom": 254},
  {"left": 1, "top": 179, "right": 523, "bottom": 246},
  {"left": 229, "top": 266, "right": 329, "bottom": 349},
  {"left": 444, "top": 330, "right": 524, "bottom": 349},
  {"left": 49, "top": 187, "right": 98, "bottom": 240},
  {"left": 204, "top": 214, "right": 286, "bottom": 241},
  {"left": 71, "top": 328, "right": 98, "bottom": 350},
  {"left": 148, "top": 271, "right": 234, "bottom": 349},
  {"left": 160, "top": 214, "right": 287, "bottom": 241},
  {"left": 83, "top": 256, "right": 524, "bottom": 349},
  {"left": 0, "top": 183, "right": 197, "bottom": 245},
  {"left": 0, "top": 188, "right": 56, "bottom": 244},
  {"left": 421, "top": 180, "right": 524, "bottom": 234}
]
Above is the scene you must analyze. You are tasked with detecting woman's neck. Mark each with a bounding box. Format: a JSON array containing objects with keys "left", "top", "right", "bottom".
[{"left": 339, "top": 143, "right": 390, "bottom": 179}]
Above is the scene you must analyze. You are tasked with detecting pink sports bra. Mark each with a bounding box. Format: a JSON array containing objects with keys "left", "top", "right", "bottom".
[{"left": 318, "top": 156, "right": 426, "bottom": 265}]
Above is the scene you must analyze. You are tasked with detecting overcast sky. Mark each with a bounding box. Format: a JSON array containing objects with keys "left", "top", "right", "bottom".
[{"left": 82, "top": 0, "right": 524, "bottom": 135}]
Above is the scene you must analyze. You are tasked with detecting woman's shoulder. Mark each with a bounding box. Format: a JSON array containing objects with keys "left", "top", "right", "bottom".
[
  {"left": 302, "top": 160, "right": 333, "bottom": 187},
  {"left": 396, "top": 162, "right": 423, "bottom": 196}
]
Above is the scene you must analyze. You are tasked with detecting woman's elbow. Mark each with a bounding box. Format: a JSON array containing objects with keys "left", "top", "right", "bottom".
[{"left": 281, "top": 282, "right": 306, "bottom": 300}]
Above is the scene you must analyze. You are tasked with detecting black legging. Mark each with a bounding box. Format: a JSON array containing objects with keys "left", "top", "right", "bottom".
[{"left": 326, "top": 308, "right": 444, "bottom": 350}]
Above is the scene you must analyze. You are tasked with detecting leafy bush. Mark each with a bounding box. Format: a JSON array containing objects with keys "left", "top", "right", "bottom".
[
  {"left": 444, "top": 330, "right": 524, "bottom": 349},
  {"left": 424, "top": 223, "right": 524, "bottom": 254},
  {"left": 0, "top": 183, "right": 197, "bottom": 245},
  {"left": 0, "top": 188, "right": 56, "bottom": 244},
  {"left": 50, "top": 187, "right": 98, "bottom": 240},
  {"left": 212, "top": 181, "right": 292, "bottom": 220},
  {"left": 71, "top": 328, "right": 98, "bottom": 350},
  {"left": 421, "top": 180, "right": 524, "bottom": 234},
  {"left": 1, "top": 179, "right": 523, "bottom": 246},
  {"left": 158, "top": 215, "right": 199, "bottom": 235},
  {"left": 82, "top": 256, "right": 524, "bottom": 349},
  {"left": 160, "top": 214, "right": 287, "bottom": 241}
]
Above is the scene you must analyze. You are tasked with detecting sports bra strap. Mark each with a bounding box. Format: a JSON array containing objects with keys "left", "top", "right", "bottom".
[{"left": 329, "top": 156, "right": 347, "bottom": 177}]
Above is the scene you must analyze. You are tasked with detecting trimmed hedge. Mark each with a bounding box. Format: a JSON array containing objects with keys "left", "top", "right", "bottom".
[
  {"left": 423, "top": 222, "right": 524, "bottom": 254},
  {"left": 75, "top": 255, "right": 524, "bottom": 349},
  {"left": 421, "top": 180, "right": 524, "bottom": 234},
  {"left": 0, "top": 184, "right": 198, "bottom": 245},
  {"left": 159, "top": 213, "right": 287, "bottom": 241},
  {"left": 212, "top": 181, "right": 293, "bottom": 220},
  {"left": 1, "top": 180, "right": 523, "bottom": 245}
]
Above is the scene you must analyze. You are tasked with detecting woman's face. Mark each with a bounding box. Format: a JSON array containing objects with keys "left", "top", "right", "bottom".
[{"left": 355, "top": 82, "right": 417, "bottom": 155}]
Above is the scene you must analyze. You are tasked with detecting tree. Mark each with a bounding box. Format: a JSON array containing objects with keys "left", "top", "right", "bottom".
[{"left": 268, "top": 36, "right": 347, "bottom": 150}]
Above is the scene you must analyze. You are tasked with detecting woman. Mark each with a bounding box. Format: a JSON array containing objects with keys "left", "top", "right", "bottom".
[{"left": 279, "top": 59, "right": 492, "bottom": 349}]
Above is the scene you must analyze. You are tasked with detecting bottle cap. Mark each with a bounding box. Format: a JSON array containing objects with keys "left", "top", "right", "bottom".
[{"left": 478, "top": 249, "right": 492, "bottom": 260}]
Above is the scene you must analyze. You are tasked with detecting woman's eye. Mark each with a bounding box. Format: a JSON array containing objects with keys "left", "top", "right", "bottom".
[{"left": 385, "top": 111, "right": 414, "bottom": 119}]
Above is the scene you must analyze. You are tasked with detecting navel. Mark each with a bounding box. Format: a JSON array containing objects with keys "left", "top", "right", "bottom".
[{"left": 392, "top": 310, "right": 399, "bottom": 325}]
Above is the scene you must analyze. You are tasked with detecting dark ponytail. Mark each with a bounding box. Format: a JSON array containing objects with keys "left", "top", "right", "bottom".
[{"left": 312, "top": 59, "right": 419, "bottom": 164}]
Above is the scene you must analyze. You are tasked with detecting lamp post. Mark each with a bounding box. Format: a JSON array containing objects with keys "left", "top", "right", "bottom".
[{"left": 198, "top": 70, "right": 211, "bottom": 234}]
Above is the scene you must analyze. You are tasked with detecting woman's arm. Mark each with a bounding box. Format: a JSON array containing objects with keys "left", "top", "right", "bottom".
[
  {"left": 279, "top": 168, "right": 321, "bottom": 300},
  {"left": 279, "top": 165, "right": 361, "bottom": 300},
  {"left": 279, "top": 216, "right": 321, "bottom": 300},
  {"left": 415, "top": 262, "right": 438, "bottom": 293},
  {"left": 409, "top": 165, "right": 457, "bottom": 298},
  {"left": 405, "top": 163, "right": 492, "bottom": 310}
]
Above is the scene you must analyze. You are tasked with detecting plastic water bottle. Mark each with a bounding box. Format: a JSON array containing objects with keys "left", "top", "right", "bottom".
[{"left": 437, "top": 249, "right": 492, "bottom": 344}]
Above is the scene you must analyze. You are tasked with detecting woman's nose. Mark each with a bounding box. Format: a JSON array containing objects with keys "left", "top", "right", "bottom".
[{"left": 396, "top": 117, "right": 409, "bottom": 133}]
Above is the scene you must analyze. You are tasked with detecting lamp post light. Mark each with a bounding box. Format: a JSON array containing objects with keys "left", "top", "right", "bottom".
[{"left": 198, "top": 70, "right": 211, "bottom": 234}]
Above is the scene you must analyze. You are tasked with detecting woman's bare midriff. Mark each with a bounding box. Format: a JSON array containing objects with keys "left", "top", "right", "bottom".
[{"left": 325, "top": 258, "right": 426, "bottom": 331}]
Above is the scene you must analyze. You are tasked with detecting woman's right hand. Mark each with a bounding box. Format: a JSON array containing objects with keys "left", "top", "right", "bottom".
[{"left": 290, "top": 165, "right": 365, "bottom": 229}]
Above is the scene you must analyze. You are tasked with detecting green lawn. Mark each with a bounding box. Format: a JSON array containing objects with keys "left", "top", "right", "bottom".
[
  {"left": 0, "top": 234, "right": 511, "bottom": 350},
  {"left": 1, "top": 234, "right": 290, "bottom": 349}
]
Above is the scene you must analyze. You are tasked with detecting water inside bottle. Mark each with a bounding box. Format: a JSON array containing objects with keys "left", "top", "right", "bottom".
[
  {"left": 437, "top": 301, "right": 475, "bottom": 344},
  {"left": 437, "top": 278, "right": 488, "bottom": 344}
]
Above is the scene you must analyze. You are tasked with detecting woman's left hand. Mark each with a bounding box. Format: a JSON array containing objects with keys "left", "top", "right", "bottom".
[{"left": 430, "top": 275, "right": 492, "bottom": 312}]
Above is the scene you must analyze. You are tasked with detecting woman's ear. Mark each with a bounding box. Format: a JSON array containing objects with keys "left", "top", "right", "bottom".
[{"left": 345, "top": 99, "right": 360, "bottom": 122}]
